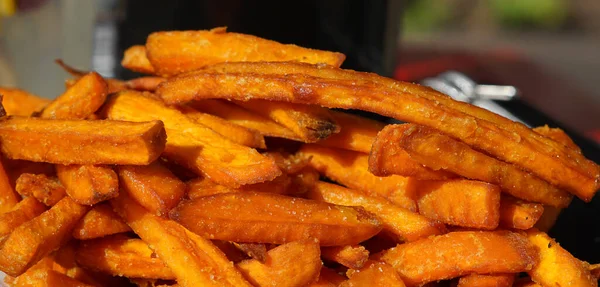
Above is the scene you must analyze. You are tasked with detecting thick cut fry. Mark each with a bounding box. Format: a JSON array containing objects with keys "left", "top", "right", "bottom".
[
  {"left": 233, "top": 242, "right": 267, "bottom": 263},
  {"left": 76, "top": 236, "right": 175, "bottom": 279},
  {"left": 122, "top": 45, "right": 156, "bottom": 74},
  {"left": 72, "top": 203, "right": 131, "bottom": 240},
  {"left": 235, "top": 100, "right": 339, "bottom": 142},
  {"left": 379, "top": 231, "right": 538, "bottom": 286},
  {"left": 111, "top": 191, "right": 252, "bottom": 287},
  {"left": 0, "top": 158, "right": 19, "bottom": 213},
  {"left": 499, "top": 196, "right": 544, "bottom": 230},
  {"left": 457, "top": 274, "right": 515, "bottom": 287},
  {"left": 186, "top": 173, "right": 292, "bottom": 199},
  {"left": 416, "top": 179, "right": 501, "bottom": 229},
  {"left": 0, "top": 197, "right": 46, "bottom": 239},
  {"left": 0, "top": 116, "right": 167, "bottom": 165},
  {"left": 179, "top": 105, "right": 266, "bottom": 148},
  {"left": 170, "top": 191, "right": 382, "bottom": 246},
  {"left": 189, "top": 99, "right": 301, "bottom": 141},
  {"left": 11, "top": 268, "right": 93, "bottom": 287},
  {"left": 314, "top": 267, "right": 347, "bottom": 286},
  {"left": 118, "top": 162, "right": 186, "bottom": 216},
  {"left": 526, "top": 229, "right": 597, "bottom": 287},
  {"left": 383, "top": 124, "right": 572, "bottom": 207},
  {"left": 126, "top": 76, "right": 166, "bottom": 91},
  {"left": 40, "top": 72, "right": 107, "bottom": 120},
  {"left": 15, "top": 173, "right": 66, "bottom": 206},
  {"left": 321, "top": 245, "right": 369, "bottom": 269},
  {"left": 316, "top": 110, "right": 384, "bottom": 153},
  {"left": 57, "top": 165, "right": 118, "bottom": 205},
  {"left": 534, "top": 125, "right": 580, "bottom": 153},
  {"left": 236, "top": 239, "right": 322, "bottom": 287},
  {"left": 299, "top": 144, "right": 417, "bottom": 211},
  {"left": 307, "top": 181, "right": 446, "bottom": 242},
  {"left": 102, "top": 90, "right": 280, "bottom": 187},
  {"left": 0, "top": 197, "right": 88, "bottom": 276},
  {"left": 156, "top": 61, "right": 599, "bottom": 201},
  {"left": 145, "top": 27, "right": 345, "bottom": 76},
  {"left": 0, "top": 87, "right": 50, "bottom": 116},
  {"left": 341, "top": 260, "right": 406, "bottom": 287}
]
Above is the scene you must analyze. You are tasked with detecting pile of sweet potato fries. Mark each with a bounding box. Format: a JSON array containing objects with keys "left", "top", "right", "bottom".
[{"left": 0, "top": 27, "right": 598, "bottom": 287}]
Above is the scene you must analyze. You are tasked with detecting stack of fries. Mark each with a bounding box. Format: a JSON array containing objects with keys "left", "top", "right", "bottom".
[{"left": 0, "top": 26, "right": 598, "bottom": 287}]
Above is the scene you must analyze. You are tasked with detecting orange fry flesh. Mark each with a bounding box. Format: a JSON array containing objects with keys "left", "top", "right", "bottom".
[
  {"left": 299, "top": 144, "right": 417, "bottom": 211},
  {"left": 379, "top": 231, "right": 538, "bottom": 286},
  {"left": 40, "top": 72, "right": 108, "bottom": 120},
  {"left": 156, "top": 61, "right": 599, "bottom": 201},
  {"left": 76, "top": 236, "right": 175, "bottom": 279},
  {"left": 102, "top": 90, "right": 281, "bottom": 187},
  {"left": 316, "top": 110, "right": 385, "bottom": 154},
  {"left": 145, "top": 27, "right": 345, "bottom": 76},
  {"left": 416, "top": 179, "right": 501, "bottom": 229},
  {"left": 534, "top": 125, "right": 580, "bottom": 153},
  {"left": 15, "top": 173, "right": 66, "bottom": 206},
  {"left": 457, "top": 274, "right": 515, "bottom": 287},
  {"left": 236, "top": 239, "right": 322, "bottom": 287},
  {"left": 0, "top": 87, "right": 50, "bottom": 116},
  {"left": 118, "top": 161, "right": 186, "bottom": 216},
  {"left": 0, "top": 116, "right": 166, "bottom": 165},
  {"left": 72, "top": 203, "right": 131, "bottom": 240},
  {"left": 341, "top": 260, "right": 406, "bottom": 287},
  {"left": 169, "top": 191, "right": 382, "bottom": 246},
  {"left": 0, "top": 158, "right": 19, "bottom": 213},
  {"left": 110, "top": 191, "right": 252, "bottom": 287},
  {"left": 56, "top": 165, "right": 119, "bottom": 205},
  {"left": 321, "top": 245, "right": 369, "bottom": 269},
  {"left": 0, "top": 197, "right": 89, "bottom": 276},
  {"left": 0, "top": 197, "right": 46, "bottom": 239},
  {"left": 499, "top": 196, "right": 544, "bottom": 230},
  {"left": 122, "top": 45, "right": 156, "bottom": 74}
]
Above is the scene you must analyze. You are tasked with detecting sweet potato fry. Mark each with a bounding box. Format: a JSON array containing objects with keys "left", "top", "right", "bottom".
[
  {"left": 0, "top": 197, "right": 46, "bottom": 239},
  {"left": 40, "top": 72, "right": 107, "bottom": 120},
  {"left": 212, "top": 240, "right": 250, "bottom": 263},
  {"left": 341, "top": 260, "right": 406, "bottom": 287},
  {"left": 299, "top": 144, "right": 417, "bottom": 211},
  {"left": 379, "top": 231, "right": 538, "bottom": 286},
  {"left": 72, "top": 203, "right": 131, "bottom": 240},
  {"left": 316, "top": 110, "right": 384, "bottom": 153},
  {"left": 534, "top": 205, "right": 563, "bottom": 232},
  {"left": 145, "top": 27, "right": 345, "bottom": 76},
  {"left": 456, "top": 274, "right": 515, "bottom": 287},
  {"left": 126, "top": 76, "right": 166, "bottom": 91},
  {"left": 186, "top": 172, "right": 292, "bottom": 199},
  {"left": 56, "top": 165, "right": 118, "bottom": 205},
  {"left": 110, "top": 191, "right": 252, "bottom": 287},
  {"left": 102, "top": 90, "right": 280, "bottom": 187},
  {"left": 233, "top": 242, "right": 268, "bottom": 263},
  {"left": 179, "top": 105, "right": 266, "bottom": 148},
  {"left": 0, "top": 87, "right": 50, "bottom": 116},
  {"left": 0, "top": 116, "right": 166, "bottom": 165},
  {"left": 122, "top": 45, "right": 156, "bottom": 74},
  {"left": 314, "top": 267, "right": 347, "bottom": 286},
  {"left": 0, "top": 158, "right": 19, "bottom": 213},
  {"left": 118, "top": 161, "right": 186, "bottom": 216},
  {"left": 5, "top": 159, "right": 55, "bottom": 187},
  {"left": 526, "top": 229, "right": 597, "bottom": 287},
  {"left": 307, "top": 181, "right": 446, "bottom": 242},
  {"left": 384, "top": 124, "right": 572, "bottom": 207},
  {"left": 15, "top": 173, "right": 66, "bottom": 206},
  {"left": 321, "top": 245, "right": 369, "bottom": 269},
  {"left": 76, "top": 236, "right": 174, "bottom": 279},
  {"left": 189, "top": 99, "right": 301, "bottom": 141},
  {"left": 11, "top": 268, "right": 94, "bottom": 287},
  {"left": 235, "top": 100, "right": 340, "bottom": 142},
  {"left": 534, "top": 125, "right": 580, "bottom": 153},
  {"left": 416, "top": 179, "right": 501, "bottom": 229},
  {"left": 499, "top": 196, "right": 544, "bottom": 230},
  {"left": 170, "top": 191, "right": 382, "bottom": 246},
  {"left": 156, "top": 61, "right": 599, "bottom": 201},
  {"left": 0, "top": 197, "right": 88, "bottom": 276},
  {"left": 236, "top": 239, "right": 322, "bottom": 287}
]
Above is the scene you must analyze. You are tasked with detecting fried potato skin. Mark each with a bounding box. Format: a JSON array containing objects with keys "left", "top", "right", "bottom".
[
  {"left": 379, "top": 231, "right": 538, "bottom": 286},
  {"left": 40, "top": 72, "right": 108, "bottom": 120},
  {"left": 0, "top": 87, "right": 50, "bottom": 116},
  {"left": 57, "top": 165, "right": 119, "bottom": 205},
  {"left": 169, "top": 191, "right": 382, "bottom": 246},
  {"left": 499, "top": 196, "right": 544, "bottom": 230},
  {"left": 236, "top": 239, "right": 322, "bottom": 287},
  {"left": 15, "top": 173, "right": 66, "bottom": 206},
  {"left": 0, "top": 116, "right": 167, "bottom": 165},
  {"left": 321, "top": 245, "right": 369, "bottom": 269},
  {"left": 72, "top": 203, "right": 131, "bottom": 240},
  {"left": 341, "top": 260, "right": 406, "bottom": 287},
  {"left": 0, "top": 197, "right": 46, "bottom": 239},
  {"left": 0, "top": 158, "right": 19, "bottom": 213},
  {"left": 457, "top": 274, "right": 515, "bottom": 287},
  {"left": 317, "top": 110, "right": 385, "bottom": 154},
  {"left": 122, "top": 45, "right": 156, "bottom": 74}
]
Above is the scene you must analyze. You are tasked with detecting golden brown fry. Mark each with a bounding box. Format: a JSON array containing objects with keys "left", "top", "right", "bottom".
[
  {"left": 179, "top": 105, "right": 266, "bottom": 148},
  {"left": 102, "top": 90, "right": 280, "bottom": 187},
  {"left": 145, "top": 27, "right": 345, "bottom": 76},
  {"left": 0, "top": 116, "right": 166, "bottom": 165},
  {"left": 307, "top": 181, "right": 446, "bottom": 242},
  {"left": 0, "top": 87, "right": 50, "bottom": 116},
  {"left": 0, "top": 197, "right": 46, "bottom": 239},
  {"left": 499, "top": 196, "right": 544, "bottom": 230},
  {"left": 170, "top": 191, "right": 382, "bottom": 246},
  {"left": 15, "top": 173, "right": 66, "bottom": 206},
  {"left": 316, "top": 110, "right": 384, "bottom": 153},
  {"left": 233, "top": 242, "right": 268, "bottom": 263},
  {"left": 57, "top": 165, "right": 118, "bottom": 205},
  {"left": 321, "top": 245, "right": 369, "bottom": 269},
  {"left": 40, "top": 72, "right": 107, "bottom": 120},
  {"left": 0, "top": 197, "right": 88, "bottom": 276},
  {"left": 534, "top": 125, "right": 580, "bottom": 153},
  {"left": 299, "top": 144, "right": 417, "bottom": 211},
  {"left": 76, "top": 236, "right": 175, "bottom": 279},
  {"left": 122, "top": 45, "right": 156, "bottom": 74},
  {"left": 314, "top": 267, "right": 347, "bottom": 286},
  {"left": 0, "top": 158, "right": 19, "bottom": 213},
  {"left": 416, "top": 179, "right": 501, "bottom": 229},
  {"left": 11, "top": 268, "right": 94, "bottom": 287},
  {"left": 235, "top": 100, "right": 339, "bottom": 142},
  {"left": 111, "top": 191, "right": 252, "bottom": 287},
  {"left": 236, "top": 239, "right": 322, "bottom": 287},
  {"left": 118, "top": 161, "right": 186, "bottom": 216},
  {"left": 126, "top": 76, "right": 166, "bottom": 91},
  {"left": 341, "top": 260, "right": 406, "bottom": 287},
  {"left": 72, "top": 203, "right": 131, "bottom": 240},
  {"left": 156, "top": 61, "right": 599, "bottom": 201},
  {"left": 457, "top": 274, "right": 515, "bottom": 287},
  {"left": 526, "top": 229, "right": 597, "bottom": 287},
  {"left": 379, "top": 231, "right": 538, "bottom": 286}
]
